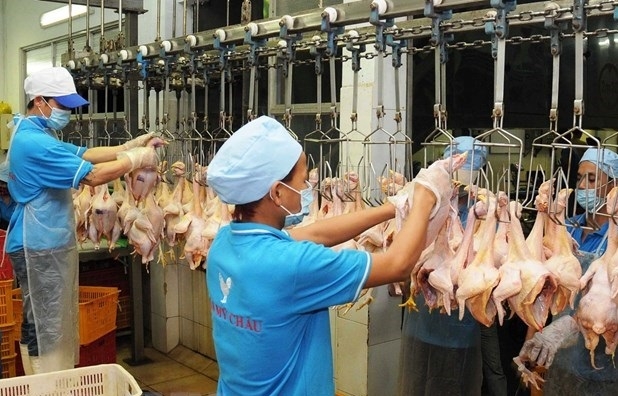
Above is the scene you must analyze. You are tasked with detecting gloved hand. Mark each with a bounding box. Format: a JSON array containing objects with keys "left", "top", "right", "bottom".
[
  {"left": 122, "top": 132, "right": 167, "bottom": 150},
  {"left": 518, "top": 315, "right": 579, "bottom": 368},
  {"left": 118, "top": 146, "right": 158, "bottom": 171},
  {"left": 412, "top": 161, "right": 453, "bottom": 218}
]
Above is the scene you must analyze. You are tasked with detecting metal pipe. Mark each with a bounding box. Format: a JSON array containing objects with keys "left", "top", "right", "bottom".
[
  {"left": 183, "top": 0, "right": 188, "bottom": 36},
  {"left": 85, "top": 0, "right": 91, "bottom": 51},
  {"left": 156, "top": 0, "right": 161, "bottom": 41},
  {"left": 172, "top": 0, "right": 177, "bottom": 38},
  {"left": 100, "top": 0, "right": 105, "bottom": 52},
  {"left": 118, "top": 0, "right": 122, "bottom": 33}
]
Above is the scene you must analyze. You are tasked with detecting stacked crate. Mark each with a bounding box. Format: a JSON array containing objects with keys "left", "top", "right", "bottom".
[
  {"left": 12, "top": 286, "right": 119, "bottom": 375},
  {"left": 79, "top": 259, "right": 132, "bottom": 330},
  {"left": 0, "top": 229, "right": 16, "bottom": 379}
]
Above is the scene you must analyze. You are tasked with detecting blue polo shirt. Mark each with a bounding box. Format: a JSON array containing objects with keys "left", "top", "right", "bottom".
[
  {"left": 567, "top": 213, "right": 610, "bottom": 255},
  {"left": 206, "top": 221, "right": 371, "bottom": 396},
  {"left": 5, "top": 116, "right": 92, "bottom": 253}
]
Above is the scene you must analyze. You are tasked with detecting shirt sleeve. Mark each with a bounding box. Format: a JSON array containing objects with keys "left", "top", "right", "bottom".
[
  {"left": 14, "top": 133, "right": 93, "bottom": 192},
  {"left": 291, "top": 241, "right": 372, "bottom": 312}
]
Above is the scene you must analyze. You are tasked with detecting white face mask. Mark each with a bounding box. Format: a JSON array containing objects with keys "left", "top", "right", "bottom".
[
  {"left": 278, "top": 181, "right": 314, "bottom": 227},
  {"left": 453, "top": 169, "right": 480, "bottom": 186}
]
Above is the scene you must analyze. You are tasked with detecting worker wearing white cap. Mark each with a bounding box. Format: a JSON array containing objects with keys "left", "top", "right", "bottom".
[
  {"left": 206, "top": 115, "right": 456, "bottom": 395},
  {"left": 6, "top": 67, "right": 165, "bottom": 375},
  {"left": 517, "top": 147, "right": 618, "bottom": 395}
]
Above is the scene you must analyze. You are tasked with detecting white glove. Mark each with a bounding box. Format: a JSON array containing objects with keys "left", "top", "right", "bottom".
[
  {"left": 118, "top": 147, "right": 158, "bottom": 171},
  {"left": 518, "top": 315, "right": 579, "bottom": 368},
  {"left": 122, "top": 132, "right": 166, "bottom": 150},
  {"left": 412, "top": 162, "right": 453, "bottom": 218}
]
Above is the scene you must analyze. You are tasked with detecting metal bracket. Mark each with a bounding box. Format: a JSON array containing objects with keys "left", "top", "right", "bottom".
[
  {"left": 213, "top": 35, "right": 235, "bottom": 73},
  {"left": 425, "top": 1, "right": 453, "bottom": 64},
  {"left": 485, "top": 0, "right": 517, "bottom": 58},
  {"left": 321, "top": 12, "right": 344, "bottom": 58},
  {"left": 386, "top": 32, "right": 407, "bottom": 69},
  {"left": 346, "top": 36, "right": 366, "bottom": 73},
  {"left": 370, "top": 4, "right": 395, "bottom": 53},
  {"left": 244, "top": 29, "right": 267, "bottom": 68},
  {"left": 572, "top": 0, "right": 587, "bottom": 32}
]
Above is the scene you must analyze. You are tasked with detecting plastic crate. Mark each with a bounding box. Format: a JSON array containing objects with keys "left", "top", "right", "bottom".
[
  {"left": 79, "top": 260, "right": 130, "bottom": 297},
  {"left": 76, "top": 328, "right": 117, "bottom": 368},
  {"left": 0, "top": 363, "right": 142, "bottom": 395},
  {"left": 11, "top": 289, "right": 20, "bottom": 341},
  {"left": 0, "top": 322, "right": 15, "bottom": 359},
  {"left": 0, "top": 279, "right": 14, "bottom": 326},
  {"left": 12, "top": 286, "right": 119, "bottom": 346},
  {"left": 1, "top": 353, "right": 16, "bottom": 379},
  {"left": 0, "top": 230, "right": 13, "bottom": 280},
  {"left": 78, "top": 286, "right": 120, "bottom": 345},
  {"left": 117, "top": 295, "right": 132, "bottom": 330}
]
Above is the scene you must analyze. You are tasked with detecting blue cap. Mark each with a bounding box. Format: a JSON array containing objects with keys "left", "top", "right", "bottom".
[
  {"left": 443, "top": 136, "right": 488, "bottom": 171},
  {"left": 207, "top": 116, "right": 302, "bottom": 205},
  {"left": 580, "top": 148, "right": 618, "bottom": 178}
]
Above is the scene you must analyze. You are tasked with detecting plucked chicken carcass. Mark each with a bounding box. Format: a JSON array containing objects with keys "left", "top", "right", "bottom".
[
  {"left": 73, "top": 185, "right": 93, "bottom": 244},
  {"left": 456, "top": 193, "right": 500, "bottom": 326},
  {"left": 492, "top": 201, "right": 558, "bottom": 330},
  {"left": 88, "top": 184, "right": 122, "bottom": 251},
  {"left": 174, "top": 172, "right": 211, "bottom": 270},
  {"left": 417, "top": 217, "right": 455, "bottom": 312},
  {"left": 162, "top": 162, "right": 188, "bottom": 246},
  {"left": 543, "top": 188, "right": 582, "bottom": 314},
  {"left": 577, "top": 186, "right": 618, "bottom": 368},
  {"left": 578, "top": 254, "right": 618, "bottom": 369},
  {"left": 128, "top": 166, "right": 159, "bottom": 203},
  {"left": 525, "top": 184, "right": 551, "bottom": 262}
]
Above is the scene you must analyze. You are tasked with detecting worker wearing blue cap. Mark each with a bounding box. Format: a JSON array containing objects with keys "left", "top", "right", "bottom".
[
  {"left": 397, "top": 136, "right": 506, "bottom": 396},
  {"left": 206, "top": 115, "right": 455, "bottom": 396},
  {"left": 7, "top": 67, "right": 165, "bottom": 375},
  {"left": 517, "top": 147, "right": 618, "bottom": 395}
]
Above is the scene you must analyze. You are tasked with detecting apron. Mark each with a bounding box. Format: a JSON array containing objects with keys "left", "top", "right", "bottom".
[
  {"left": 398, "top": 294, "right": 483, "bottom": 396},
  {"left": 8, "top": 117, "right": 79, "bottom": 371}
]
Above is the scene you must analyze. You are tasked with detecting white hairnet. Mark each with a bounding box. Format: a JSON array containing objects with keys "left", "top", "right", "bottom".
[
  {"left": 207, "top": 116, "right": 302, "bottom": 205},
  {"left": 579, "top": 148, "right": 618, "bottom": 178}
]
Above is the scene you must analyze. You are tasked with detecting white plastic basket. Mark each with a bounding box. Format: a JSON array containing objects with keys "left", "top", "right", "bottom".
[{"left": 0, "top": 363, "right": 142, "bottom": 395}]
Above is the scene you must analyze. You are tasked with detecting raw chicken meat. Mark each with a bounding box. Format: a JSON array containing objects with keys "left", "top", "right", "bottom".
[
  {"left": 577, "top": 186, "right": 618, "bottom": 368},
  {"left": 174, "top": 172, "right": 211, "bottom": 270},
  {"left": 88, "top": 184, "right": 122, "bottom": 251},
  {"left": 543, "top": 188, "right": 582, "bottom": 314},
  {"left": 492, "top": 201, "right": 557, "bottom": 330},
  {"left": 456, "top": 193, "right": 500, "bottom": 326}
]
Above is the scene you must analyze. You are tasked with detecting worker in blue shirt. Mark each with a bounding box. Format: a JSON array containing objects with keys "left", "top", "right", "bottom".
[
  {"left": 205, "top": 115, "right": 456, "bottom": 396},
  {"left": 518, "top": 147, "right": 618, "bottom": 395},
  {"left": 0, "top": 163, "right": 15, "bottom": 226},
  {"left": 6, "top": 67, "right": 164, "bottom": 375},
  {"left": 398, "top": 136, "right": 506, "bottom": 396}
]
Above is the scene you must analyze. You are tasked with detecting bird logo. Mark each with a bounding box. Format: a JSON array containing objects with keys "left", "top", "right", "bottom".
[{"left": 219, "top": 273, "right": 232, "bottom": 304}]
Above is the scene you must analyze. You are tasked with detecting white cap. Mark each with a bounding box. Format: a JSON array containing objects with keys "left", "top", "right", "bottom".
[
  {"left": 207, "top": 116, "right": 302, "bottom": 205},
  {"left": 24, "top": 67, "right": 88, "bottom": 108}
]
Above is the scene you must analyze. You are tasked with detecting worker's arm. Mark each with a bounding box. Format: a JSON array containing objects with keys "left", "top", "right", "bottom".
[
  {"left": 81, "top": 146, "right": 158, "bottom": 187},
  {"left": 82, "top": 145, "right": 126, "bottom": 164},
  {"left": 365, "top": 186, "right": 435, "bottom": 287},
  {"left": 288, "top": 203, "right": 396, "bottom": 246}
]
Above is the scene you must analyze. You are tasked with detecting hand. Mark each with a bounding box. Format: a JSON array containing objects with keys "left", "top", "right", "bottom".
[
  {"left": 118, "top": 146, "right": 158, "bottom": 171},
  {"left": 518, "top": 315, "right": 578, "bottom": 368},
  {"left": 412, "top": 162, "right": 453, "bottom": 218},
  {"left": 122, "top": 132, "right": 166, "bottom": 150}
]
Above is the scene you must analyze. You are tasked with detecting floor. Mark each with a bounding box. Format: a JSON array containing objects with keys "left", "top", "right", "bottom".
[{"left": 116, "top": 334, "right": 219, "bottom": 396}]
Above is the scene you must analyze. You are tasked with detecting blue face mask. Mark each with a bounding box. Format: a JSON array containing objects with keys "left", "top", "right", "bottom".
[
  {"left": 41, "top": 99, "right": 71, "bottom": 130},
  {"left": 280, "top": 181, "right": 314, "bottom": 227},
  {"left": 576, "top": 188, "right": 603, "bottom": 212}
]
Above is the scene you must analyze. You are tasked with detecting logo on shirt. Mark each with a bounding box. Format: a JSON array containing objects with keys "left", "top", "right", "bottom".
[{"left": 219, "top": 272, "right": 232, "bottom": 304}]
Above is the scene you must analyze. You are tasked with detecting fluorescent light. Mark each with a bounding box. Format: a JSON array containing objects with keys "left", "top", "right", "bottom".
[{"left": 40, "top": 5, "right": 89, "bottom": 28}]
